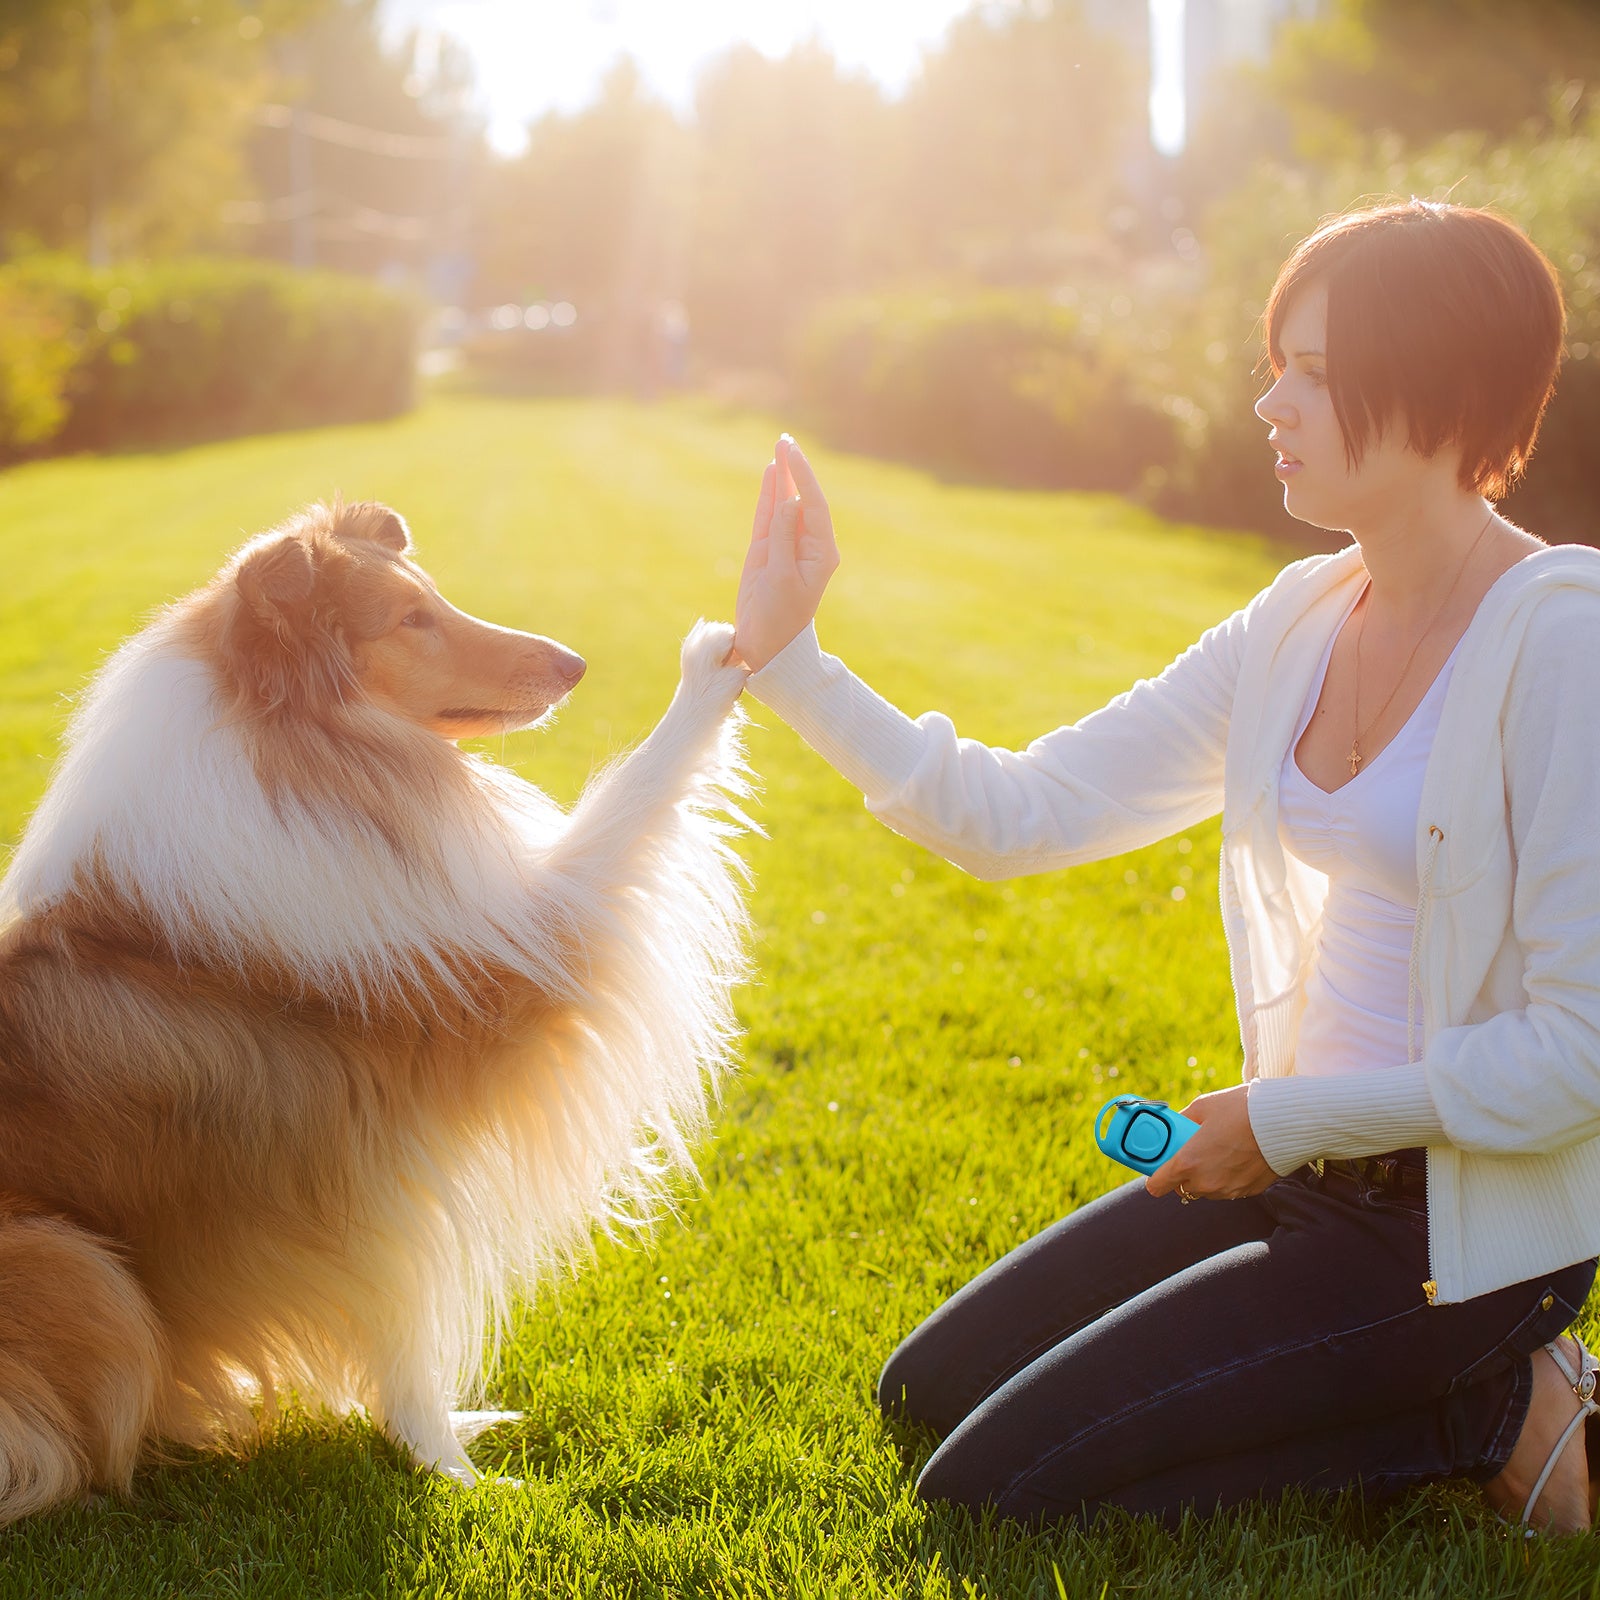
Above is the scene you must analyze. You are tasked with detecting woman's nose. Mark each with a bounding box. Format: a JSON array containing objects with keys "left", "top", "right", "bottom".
[{"left": 1254, "top": 377, "right": 1295, "bottom": 428}]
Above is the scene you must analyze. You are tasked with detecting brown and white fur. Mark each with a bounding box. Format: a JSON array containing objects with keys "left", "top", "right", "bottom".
[{"left": 0, "top": 500, "right": 752, "bottom": 1521}]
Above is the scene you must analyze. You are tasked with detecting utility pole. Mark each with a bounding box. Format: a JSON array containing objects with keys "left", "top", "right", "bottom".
[
  {"left": 87, "top": 0, "right": 112, "bottom": 265},
  {"left": 287, "top": 36, "right": 314, "bottom": 269}
]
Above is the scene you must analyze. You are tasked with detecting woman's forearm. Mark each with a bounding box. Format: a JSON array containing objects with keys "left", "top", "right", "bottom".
[{"left": 747, "top": 613, "right": 1243, "bottom": 880}]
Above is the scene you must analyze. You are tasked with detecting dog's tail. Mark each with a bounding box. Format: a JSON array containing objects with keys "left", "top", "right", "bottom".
[{"left": 0, "top": 1199, "right": 163, "bottom": 1525}]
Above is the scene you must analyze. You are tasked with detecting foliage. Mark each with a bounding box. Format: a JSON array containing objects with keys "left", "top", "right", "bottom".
[
  {"left": 684, "top": 43, "right": 897, "bottom": 371},
  {"left": 0, "top": 0, "right": 316, "bottom": 260},
  {"left": 0, "top": 273, "right": 80, "bottom": 450},
  {"left": 1151, "top": 116, "right": 1600, "bottom": 545},
  {"left": 242, "top": 0, "right": 486, "bottom": 285},
  {"left": 1268, "top": 0, "right": 1600, "bottom": 160},
  {"left": 0, "top": 254, "right": 421, "bottom": 458},
  {"left": 456, "top": 319, "right": 608, "bottom": 397},
  {"left": 894, "top": 2, "right": 1142, "bottom": 266},
  {"left": 791, "top": 289, "right": 1177, "bottom": 493},
  {"left": 1, "top": 395, "right": 1598, "bottom": 1596},
  {"left": 475, "top": 62, "right": 684, "bottom": 307},
  {"left": 471, "top": 61, "right": 687, "bottom": 388},
  {"left": 468, "top": 6, "right": 1145, "bottom": 380}
]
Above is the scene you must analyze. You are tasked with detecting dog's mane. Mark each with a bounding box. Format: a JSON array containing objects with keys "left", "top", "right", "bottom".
[{"left": 1, "top": 596, "right": 580, "bottom": 1022}]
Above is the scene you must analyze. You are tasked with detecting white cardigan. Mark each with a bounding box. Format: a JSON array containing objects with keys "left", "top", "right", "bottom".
[{"left": 745, "top": 544, "right": 1600, "bottom": 1305}]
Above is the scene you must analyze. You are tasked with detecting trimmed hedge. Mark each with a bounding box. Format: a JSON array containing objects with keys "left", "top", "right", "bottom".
[
  {"left": 789, "top": 290, "right": 1178, "bottom": 493},
  {"left": 0, "top": 256, "right": 422, "bottom": 460}
]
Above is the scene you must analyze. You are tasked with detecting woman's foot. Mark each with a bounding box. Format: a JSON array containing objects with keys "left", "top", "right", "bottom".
[{"left": 1483, "top": 1336, "right": 1594, "bottom": 1535}]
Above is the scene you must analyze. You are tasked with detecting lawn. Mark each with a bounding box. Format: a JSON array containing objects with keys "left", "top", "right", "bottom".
[{"left": 1, "top": 395, "right": 1594, "bottom": 1598}]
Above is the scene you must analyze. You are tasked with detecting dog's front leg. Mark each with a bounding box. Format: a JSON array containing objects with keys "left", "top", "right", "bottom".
[
  {"left": 370, "top": 1375, "right": 479, "bottom": 1485},
  {"left": 544, "top": 619, "right": 750, "bottom": 889}
]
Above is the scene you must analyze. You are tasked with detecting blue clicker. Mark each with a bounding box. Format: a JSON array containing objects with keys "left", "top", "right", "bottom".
[{"left": 1095, "top": 1094, "right": 1200, "bottom": 1175}]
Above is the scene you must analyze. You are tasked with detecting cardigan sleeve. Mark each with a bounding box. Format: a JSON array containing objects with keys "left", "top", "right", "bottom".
[
  {"left": 1247, "top": 586, "right": 1600, "bottom": 1169},
  {"left": 744, "top": 602, "right": 1249, "bottom": 881}
]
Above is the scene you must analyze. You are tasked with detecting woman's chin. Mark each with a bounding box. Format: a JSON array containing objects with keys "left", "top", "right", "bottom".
[{"left": 1278, "top": 483, "right": 1346, "bottom": 533}]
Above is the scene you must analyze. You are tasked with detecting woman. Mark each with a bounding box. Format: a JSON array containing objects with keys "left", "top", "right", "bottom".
[{"left": 725, "top": 201, "right": 1600, "bottom": 1531}]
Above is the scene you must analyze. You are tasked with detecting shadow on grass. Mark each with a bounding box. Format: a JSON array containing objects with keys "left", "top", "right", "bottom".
[
  {"left": 2, "top": 1408, "right": 1597, "bottom": 1600},
  {"left": 0, "top": 1416, "right": 436, "bottom": 1600}
]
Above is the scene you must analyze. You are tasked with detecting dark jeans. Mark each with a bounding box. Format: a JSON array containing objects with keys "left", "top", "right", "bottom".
[{"left": 878, "top": 1158, "right": 1597, "bottom": 1526}]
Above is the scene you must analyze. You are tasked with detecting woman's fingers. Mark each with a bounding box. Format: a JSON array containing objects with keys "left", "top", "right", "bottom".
[
  {"left": 738, "top": 461, "right": 778, "bottom": 593},
  {"left": 750, "top": 460, "right": 777, "bottom": 546},
  {"left": 787, "top": 443, "right": 830, "bottom": 528},
  {"left": 776, "top": 434, "right": 799, "bottom": 500},
  {"left": 768, "top": 493, "right": 801, "bottom": 578},
  {"left": 786, "top": 441, "right": 838, "bottom": 566}
]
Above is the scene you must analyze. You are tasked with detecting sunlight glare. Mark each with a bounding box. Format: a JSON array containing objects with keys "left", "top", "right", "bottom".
[
  {"left": 1149, "top": 0, "right": 1185, "bottom": 156},
  {"left": 415, "top": 0, "right": 977, "bottom": 154}
]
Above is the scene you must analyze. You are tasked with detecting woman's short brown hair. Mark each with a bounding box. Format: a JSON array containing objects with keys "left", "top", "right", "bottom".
[{"left": 1264, "top": 200, "right": 1566, "bottom": 499}]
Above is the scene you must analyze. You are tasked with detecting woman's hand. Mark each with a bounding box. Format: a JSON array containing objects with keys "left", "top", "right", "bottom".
[
  {"left": 729, "top": 436, "right": 840, "bottom": 671},
  {"left": 1143, "top": 1084, "right": 1278, "bottom": 1201}
]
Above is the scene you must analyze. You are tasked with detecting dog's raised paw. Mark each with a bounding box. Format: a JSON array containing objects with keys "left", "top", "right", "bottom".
[{"left": 679, "top": 619, "right": 745, "bottom": 701}]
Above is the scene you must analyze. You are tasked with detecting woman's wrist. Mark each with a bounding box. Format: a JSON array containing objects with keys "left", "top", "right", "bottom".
[{"left": 734, "top": 616, "right": 812, "bottom": 673}]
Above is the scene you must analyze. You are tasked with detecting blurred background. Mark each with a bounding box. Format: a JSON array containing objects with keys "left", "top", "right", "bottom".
[{"left": 3, "top": 0, "right": 1599, "bottom": 544}]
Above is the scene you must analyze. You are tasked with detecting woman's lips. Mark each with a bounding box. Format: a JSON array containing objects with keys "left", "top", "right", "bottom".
[{"left": 1273, "top": 450, "right": 1303, "bottom": 479}]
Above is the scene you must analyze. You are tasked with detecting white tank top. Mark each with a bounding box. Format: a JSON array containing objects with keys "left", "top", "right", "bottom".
[{"left": 1277, "top": 596, "right": 1460, "bottom": 1076}]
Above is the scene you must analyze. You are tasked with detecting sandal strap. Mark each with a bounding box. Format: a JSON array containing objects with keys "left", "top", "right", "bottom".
[{"left": 1521, "top": 1337, "right": 1600, "bottom": 1527}]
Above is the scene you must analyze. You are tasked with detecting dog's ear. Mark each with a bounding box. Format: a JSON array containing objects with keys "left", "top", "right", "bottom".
[
  {"left": 335, "top": 502, "right": 411, "bottom": 554},
  {"left": 235, "top": 535, "right": 315, "bottom": 621}
]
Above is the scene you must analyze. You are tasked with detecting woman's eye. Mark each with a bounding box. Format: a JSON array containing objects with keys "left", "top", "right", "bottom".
[
  {"left": 1308, "top": 370, "right": 1328, "bottom": 388},
  {"left": 401, "top": 609, "right": 431, "bottom": 629}
]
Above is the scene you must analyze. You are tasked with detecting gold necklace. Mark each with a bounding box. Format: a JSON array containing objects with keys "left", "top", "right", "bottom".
[{"left": 1348, "top": 509, "right": 1496, "bottom": 776}]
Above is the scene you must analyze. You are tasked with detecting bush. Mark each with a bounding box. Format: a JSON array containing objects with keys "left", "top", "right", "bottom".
[
  {"left": 789, "top": 290, "right": 1178, "bottom": 493},
  {"left": 0, "top": 273, "right": 80, "bottom": 454},
  {"left": 0, "top": 256, "right": 423, "bottom": 460},
  {"left": 457, "top": 313, "right": 605, "bottom": 395}
]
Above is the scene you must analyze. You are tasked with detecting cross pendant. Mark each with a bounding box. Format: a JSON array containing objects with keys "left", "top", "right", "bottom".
[{"left": 1348, "top": 744, "right": 1362, "bottom": 775}]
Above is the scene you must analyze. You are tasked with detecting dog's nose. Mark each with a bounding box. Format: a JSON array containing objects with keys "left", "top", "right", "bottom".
[{"left": 554, "top": 648, "right": 586, "bottom": 688}]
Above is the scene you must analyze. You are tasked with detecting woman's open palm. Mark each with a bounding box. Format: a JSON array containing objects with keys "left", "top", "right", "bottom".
[{"left": 732, "top": 437, "right": 840, "bottom": 670}]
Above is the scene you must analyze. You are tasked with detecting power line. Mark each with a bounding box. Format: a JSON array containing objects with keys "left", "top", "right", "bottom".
[
  {"left": 254, "top": 103, "right": 459, "bottom": 159},
  {"left": 224, "top": 190, "right": 471, "bottom": 241}
]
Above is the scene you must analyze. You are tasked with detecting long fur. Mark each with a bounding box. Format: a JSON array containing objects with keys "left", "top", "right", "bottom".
[{"left": 0, "top": 501, "right": 753, "bottom": 1516}]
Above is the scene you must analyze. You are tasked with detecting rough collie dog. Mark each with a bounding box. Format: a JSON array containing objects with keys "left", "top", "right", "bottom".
[{"left": 0, "top": 500, "right": 752, "bottom": 1522}]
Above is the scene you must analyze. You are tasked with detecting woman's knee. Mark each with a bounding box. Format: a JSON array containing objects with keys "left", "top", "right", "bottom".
[
  {"left": 913, "top": 1429, "right": 992, "bottom": 1513},
  {"left": 914, "top": 1421, "right": 1067, "bottom": 1523},
  {"left": 876, "top": 1332, "right": 931, "bottom": 1422},
  {"left": 876, "top": 1322, "right": 969, "bottom": 1433}
]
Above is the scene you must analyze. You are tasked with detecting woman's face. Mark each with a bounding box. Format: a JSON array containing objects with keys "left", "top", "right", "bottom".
[{"left": 1254, "top": 282, "right": 1427, "bottom": 531}]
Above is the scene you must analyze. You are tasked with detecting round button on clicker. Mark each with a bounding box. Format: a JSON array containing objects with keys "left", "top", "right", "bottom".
[{"left": 1122, "top": 1110, "right": 1171, "bottom": 1164}]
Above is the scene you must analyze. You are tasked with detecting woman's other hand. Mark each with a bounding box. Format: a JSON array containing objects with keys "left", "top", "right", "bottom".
[
  {"left": 1144, "top": 1084, "right": 1278, "bottom": 1201},
  {"left": 730, "top": 435, "right": 840, "bottom": 670}
]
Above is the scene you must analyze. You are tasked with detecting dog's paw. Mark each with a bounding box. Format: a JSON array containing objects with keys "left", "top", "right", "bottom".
[
  {"left": 434, "top": 1457, "right": 482, "bottom": 1489},
  {"left": 449, "top": 1408, "right": 523, "bottom": 1444},
  {"left": 679, "top": 619, "right": 743, "bottom": 695}
]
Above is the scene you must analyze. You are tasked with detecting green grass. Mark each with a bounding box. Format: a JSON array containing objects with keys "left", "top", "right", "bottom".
[{"left": 1, "top": 395, "right": 1596, "bottom": 1598}]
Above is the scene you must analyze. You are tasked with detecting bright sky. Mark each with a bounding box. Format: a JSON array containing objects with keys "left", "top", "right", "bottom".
[{"left": 382, "top": 0, "right": 1188, "bottom": 156}]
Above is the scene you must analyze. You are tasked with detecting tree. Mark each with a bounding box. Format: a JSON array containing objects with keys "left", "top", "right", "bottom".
[
  {"left": 245, "top": 0, "right": 485, "bottom": 284},
  {"left": 477, "top": 61, "right": 686, "bottom": 310},
  {"left": 893, "top": 0, "right": 1143, "bottom": 275},
  {"left": 0, "top": 0, "right": 315, "bottom": 260},
  {"left": 685, "top": 40, "right": 894, "bottom": 368},
  {"left": 1268, "top": 0, "right": 1600, "bottom": 158}
]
